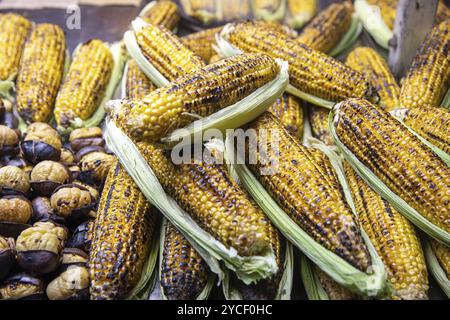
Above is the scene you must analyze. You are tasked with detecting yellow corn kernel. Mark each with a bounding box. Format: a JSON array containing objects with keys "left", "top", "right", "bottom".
[
  {"left": 125, "top": 59, "right": 157, "bottom": 100},
  {"left": 309, "top": 106, "right": 333, "bottom": 146},
  {"left": 286, "top": 0, "right": 317, "bottom": 29},
  {"left": 181, "top": 27, "right": 222, "bottom": 62},
  {"left": 431, "top": 239, "right": 450, "bottom": 279},
  {"left": 269, "top": 93, "right": 303, "bottom": 139},
  {"left": 141, "top": 0, "right": 180, "bottom": 30}
]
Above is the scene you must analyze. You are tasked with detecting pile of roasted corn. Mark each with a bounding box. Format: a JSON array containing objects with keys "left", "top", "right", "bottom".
[{"left": 0, "top": 0, "right": 449, "bottom": 300}]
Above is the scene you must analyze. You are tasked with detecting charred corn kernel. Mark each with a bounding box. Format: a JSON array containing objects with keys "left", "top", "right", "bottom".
[
  {"left": 225, "top": 22, "right": 378, "bottom": 103},
  {"left": 161, "top": 223, "right": 209, "bottom": 300},
  {"left": 269, "top": 93, "right": 303, "bottom": 139},
  {"left": 309, "top": 106, "right": 333, "bottom": 146},
  {"left": 126, "top": 59, "right": 157, "bottom": 100},
  {"left": 245, "top": 112, "right": 371, "bottom": 271},
  {"left": 114, "top": 53, "right": 279, "bottom": 143},
  {"left": 366, "top": 0, "right": 397, "bottom": 30},
  {"left": 181, "top": 27, "right": 222, "bottom": 62},
  {"left": 346, "top": 47, "right": 400, "bottom": 111},
  {"left": 436, "top": 0, "right": 450, "bottom": 24},
  {"left": 334, "top": 98, "right": 450, "bottom": 234},
  {"left": 431, "top": 240, "right": 450, "bottom": 279},
  {"left": 137, "top": 142, "right": 272, "bottom": 257},
  {"left": 89, "top": 161, "right": 157, "bottom": 300},
  {"left": 296, "top": 2, "right": 353, "bottom": 53},
  {"left": 400, "top": 21, "right": 450, "bottom": 109},
  {"left": 142, "top": 0, "right": 180, "bottom": 30},
  {"left": 135, "top": 24, "right": 206, "bottom": 81},
  {"left": 287, "top": 0, "right": 317, "bottom": 29},
  {"left": 400, "top": 105, "right": 450, "bottom": 154},
  {"left": 16, "top": 23, "right": 66, "bottom": 123},
  {"left": 180, "top": 0, "right": 218, "bottom": 25},
  {"left": 0, "top": 14, "right": 32, "bottom": 81},
  {"left": 54, "top": 39, "right": 113, "bottom": 127},
  {"left": 314, "top": 266, "right": 359, "bottom": 300},
  {"left": 344, "top": 162, "right": 428, "bottom": 300},
  {"left": 252, "top": 0, "right": 286, "bottom": 21}
]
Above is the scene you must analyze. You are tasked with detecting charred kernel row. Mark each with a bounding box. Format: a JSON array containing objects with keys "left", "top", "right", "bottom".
[
  {"left": 431, "top": 239, "right": 450, "bottom": 279},
  {"left": 141, "top": 0, "right": 180, "bottom": 30},
  {"left": 269, "top": 93, "right": 304, "bottom": 140},
  {"left": 296, "top": 2, "right": 353, "bottom": 53},
  {"left": 89, "top": 161, "right": 157, "bottom": 300},
  {"left": 308, "top": 106, "right": 334, "bottom": 146},
  {"left": 160, "top": 222, "right": 209, "bottom": 300},
  {"left": 346, "top": 47, "right": 400, "bottom": 111},
  {"left": 333, "top": 98, "right": 450, "bottom": 234},
  {"left": 54, "top": 39, "right": 114, "bottom": 127},
  {"left": 400, "top": 20, "right": 450, "bottom": 109},
  {"left": 181, "top": 27, "right": 223, "bottom": 62},
  {"left": 344, "top": 162, "right": 429, "bottom": 300},
  {"left": 225, "top": 22, "right": 378, "bottom": 103},
  {"left": 16, "top": 24, "right": 66, "bottom": 123},
  {"left": 314, "top": 266, "right": 359, "bottom": 300},
  {"left": 114, "top": 53, "right": 279, "bottom": 143},
  {"left": 244, "top": 112, "right": 371, "bottom": 271},
  {"left": 125, "top": 59, "right": 157, "bottom": 100},
  {"left": 137, "top": 142, "right": 272, "bottom": 257}
]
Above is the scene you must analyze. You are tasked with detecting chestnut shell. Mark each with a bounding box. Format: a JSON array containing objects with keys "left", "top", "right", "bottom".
[
  {"left": 70, "top": 137, "right": 104, "bottom": 153},
  {"left": 17, "top": 250, "right": 60, "bottom": 274},
  {"left": 0, "top": 248, "right": 14, "bottom": 280},
  {"left": 21, "top": 140, "right": 61, "bottom": 165},
  {"left": 0, "top": 221, "right": 31, "bottom": 239}
]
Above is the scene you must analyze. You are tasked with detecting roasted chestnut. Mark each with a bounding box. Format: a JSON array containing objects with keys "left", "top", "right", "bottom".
[
  {"left": 46, "top": 265, "right": 89, "bottom": 300},
  {"left": 0, "top": 196, "right": 32, "bottom": 237},
  {"left": 0, "top": 125, "right": 20, "bottom": 157},
  {"left": 30, "top": 161, "right": 70, "bottom": 196},
  {"left": 0, "top": 273, "right": 46, "bottom": 300},
  {"left": 0, "top": 165, "right": 30, "bottom": 195},
  {"left": 16, "top": 221, "right": 67, "bottom": 274},
  {"left": 77, "top": 147, "right": 115, "bottom": 186},
  {"left": 69, "top": 127, "right": 104, "bottom": 152},
  {"left": 21, "top": 122, "right": 62, "bottom": 164},
  {"left": 68, "top": 164, "right": 81, "bottom": 180},
  {"left": 60, "top": 248, "right": 88, "bottom": 270},
  {"left": 73, "top": 180, "right": 99, "bottom": 202},
  {"left": 60, "top": 148, "right": 75, "bottom": 164},
  {"left": 31, "top": 197, "right": 64, "bottom": 224},
  {"left": 0, "top": 236, "right": 14, "bottom": 280},
  {"left": 50, "top": 184, "right": 94, "bottom": 226},
  {"left": 0, "top": 100, "right": 18, "bottom": 129},
  {"left": 66, "top": 220, "right": 95, "bottom": 252}
]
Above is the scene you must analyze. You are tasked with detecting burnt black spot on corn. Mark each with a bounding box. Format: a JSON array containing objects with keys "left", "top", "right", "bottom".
[
  {"left": 244, "top": 112, "right": 372, "bottom": 271},
  {"left": 334, "top": 98, "right": 450, "bottom": 234},
  {"left": 160, "top": 222, "right": 209, "bottom": 300},
  {"left": 309, "top": 106, "right": 334, "bottom": 146},
  {"left": 344, "top": 161, "right": 429, "bottom": 300},
  {"left": 141, "top": 0, "right": 180, "bottom": 30},
  {"left": 269, "top": 93, "right": 303, "bottom": 140},
  {"left": 401, "top": 105, "right": 450, "bottom": 154},
  {"left": 431, "top": 239, "right": 450, "bottom": 279},
  {"left": 366, "top": 0, "right": 397, "bottom": 30},
  {"left": 181, "top": 27, "right": 222, "bottom": 62},
  {"left": 346, "top": 47, "right": 400, "bottom": 112},
  {"left": 400, "top": 20, "right": 450, "bottom": 109},
  {"left": 314, "top": 266, "right": 359, "bottom": 300},
  {"left": 296, "top": 2, "right": 353, "bottom": 53},
  {"left": 0, "top": 13, "right": 32, "bottom": 81},
  {"left": 126, "top": 59, "right": 157, "bottom": 100},
  {"left": 225, "top": 22, "right": 378, "bottom": 104},
  {"left": 54, "top": 39, "right": 113, "bottom": 127},
  {"left": 114, "top": 53, "right": 279, "bottom": 143},
  {"left": 16, "top": 24, "right": 66, "bottom": 123},
  {"left": 89, "top": 161, "right": 158, "bottom": 300},
  {"left": 136, "top": 142, "right": 272, "bottom": 257}
]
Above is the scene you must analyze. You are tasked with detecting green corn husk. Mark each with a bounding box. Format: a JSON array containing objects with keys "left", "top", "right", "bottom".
[
  {"left": 222, "top": 242, "right": 294, "bottom": 300},
  {"left": 441, "top": 89, "right": 450, "bottom": 109},
  {"left": 300, "top": 254, "right": 330, "bottom": 300},
  {"left": 223, "top": 134, "right": 388, "bottom": 297},
  {"left": 104, "top": 120, "right": 278, "bottom": 284},
  {"left": 0, "top": 75, "right": 16, "bottom": 101},
  {"left": 354, "top": 0, "right": 393, "bottom": 49},
  {"left": 425, "top": 241, "right": 450, "bottom": 298},
  {"left": 329, "top": 14, "right": 363, "bottom": 57},
  {"left": 329, "top": 109, "right": 450, "bottom": 246}
]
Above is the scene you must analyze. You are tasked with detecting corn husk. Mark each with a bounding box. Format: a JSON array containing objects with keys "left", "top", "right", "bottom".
[{"left": 425, "top": 241, "right": 450, "bottom": 298}]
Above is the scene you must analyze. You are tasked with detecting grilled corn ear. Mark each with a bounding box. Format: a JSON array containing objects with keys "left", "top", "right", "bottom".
[
  {"left": 112, "top": 53, "right": 279, "bottom": 143},
  {"left": 220, "top": 22, "right": 378, "bottom": 106},
  {"left": 332, "top": 98, "right": 450, "bottom": 240},
  {"left": 315, "top": 266, "right": 359, "bottom": 300},
  {"left": 0, "top": 14, "right": 32, "bottom": 82},
  {"left": 16, "top": 23, "right": 66, "bottom": 123},
  {"left": 252, "top": 0, "right": 286, "bottom": 22},
  {"left": 269, "top": 93, "right": 303, "bottom": 140},
  {"left": 430, "top": 240, "right": 450, "bottom": 280},
  {"left": 125, "top": 59, "right": 157, "bottom": 100},
  {"left": 309, "top": 106, "right": 333, "bottom": 146},
  {"left": 160, "top": 222, "right": 210, "bottom": 300},
  {"left": 140, "top": 0, "right": 180, "bottom": 30},
  {"left": 296, "top": 2, "right": 353, "bottom": 54},
  {"left": 245, "top": 112, "right": 371, "bottom": 271},
  {"left": 89, "top": 161, "right": 157, "bottom": 300},
  {"left": 400, "top": 20, "right": 450, "bottom": 109},
  {"left": 344, "top": 162, "right": 429, "bottom": 300},
  {"left": 54, "top": 39, "right": 113, "bottom": 127},
  {"left": 181, "top": 27, "right": 222, "bottom": 62},
  {"left": 286, "top": 0, "right": 317, "bottom": 29},
  {"left": 346, "top": 47, "right": 400, "bottom": 111}
]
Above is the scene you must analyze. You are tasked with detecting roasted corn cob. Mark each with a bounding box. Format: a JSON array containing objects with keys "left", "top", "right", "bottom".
[
  {"left": 135, "top": 23, "right": 206, "bottom": 81},
  {"left": 400, "top": 20, "right": 450, "bottom": 109},
  {"left": 269, "top": 93, "right": 303, "bottom": 140},
  {"left": 245, "top": 112, "right": 371, "bottom": 271},
  {"left": 308, "top": 106, "right": 333, "bottom": 146},
  {"left": 0, "top": 14, "right": 32, "bottom": 82},
  {"left": 314, "top": 266, "right": 359, "bottom": 300},
  {"left": 296, "top": 2, "right": 353, "bottom": 54},
  {"left": 365, "top": 0, "right": 397, "bottom": 30},
  {"left": 430, "top": 240, "right": 450, "bottom": 279},
  {"left": 346, "top": 47, "right": 400, "bottom": 111},
  {"left": 286, "top": 0, "right": 317, "bottom": 29},
  {"left": 141, "top": 0, "right": 180, "bottom": 30},
  {"left": 179, "top": 0, "right": 218, "bottom": 25},
  {"left": 181, "top": 27, "right": 222, "bottom": 62},
  {"left": 89, "top": 161, "right": 157, "bottom": 300},
  {"left": 333, "top": 98, "right": 450, "bottom": 235},
  {"left": 344, "top": 162, "right": 428, "bottom": 300},
  {"left": 113, "top": 53, "right": 279, "bottom": 143},
  {"left": 436, "top": 0, "right": 450, "bottom": 24},
  {"left": 222, "top": 22, "right": 378, "bottom": 104},
  {"left": 16, "top": 23, "right": 66, "bottom": 123},
  {"left": 125, "top": 59, "right": 157, "bottom": 100},
  {"left": 397, "top": 105, "right": 450, "bottom": 154},
  {"left": 160, "top": 222, "right": 209, "bottom": 300},
  {"left": 136, "top": 142, "right": 272, "bottom": 257},
  {"left": 252, "top": 0, "right": 286, "bottom": 22},
  {"left": 54, "top": 39, "right": 113, "bottom": 127}
]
